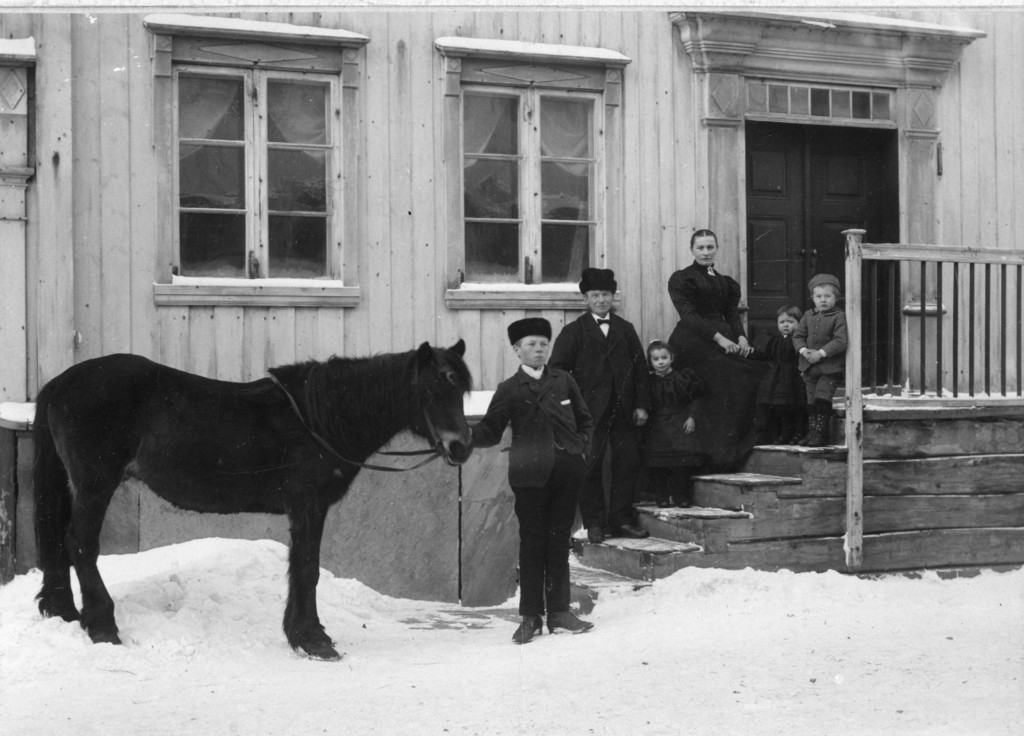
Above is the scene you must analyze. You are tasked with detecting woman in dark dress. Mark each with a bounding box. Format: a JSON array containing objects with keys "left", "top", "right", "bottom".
[{"left": 667, "top": 229, "right": 767, "bottom": 470}]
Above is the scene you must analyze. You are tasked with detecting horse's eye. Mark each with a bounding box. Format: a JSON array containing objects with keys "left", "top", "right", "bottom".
[{"left": 444, "top": 371, "right": 458, "bottom": 387}]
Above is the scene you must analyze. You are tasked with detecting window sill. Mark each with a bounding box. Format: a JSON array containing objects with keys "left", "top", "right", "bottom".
[
  {"left": 445, "top": 285, "right": 621, "bottom": 311},
  {"left": 153, "top": 280, "right": 361, "bottom": 308}
]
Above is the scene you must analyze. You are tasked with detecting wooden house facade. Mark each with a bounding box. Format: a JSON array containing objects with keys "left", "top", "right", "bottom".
[{"left": 1, "top": 7, "right": 1022, "bottom": 602}]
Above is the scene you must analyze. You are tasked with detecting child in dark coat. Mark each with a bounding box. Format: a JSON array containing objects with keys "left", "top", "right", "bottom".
[
  {"left": 642, "top": 340, "right": 705, "bottom": 508},
  {"left": 550, "top": 268, "right": 651, "bottom": 543},
  {"left": 793, "top": 273, "right": 848, "bottom": 446},
  {"left": 471, "top": 317, "right": 596, "bottom": 645},
  {"left": 752, "top": 305, "right": 807, "bottom": 444}
]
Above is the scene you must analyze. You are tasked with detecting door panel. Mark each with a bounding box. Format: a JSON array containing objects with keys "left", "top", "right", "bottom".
[{"left": 745, "top": 120, "right": 900, "bottom": 383}]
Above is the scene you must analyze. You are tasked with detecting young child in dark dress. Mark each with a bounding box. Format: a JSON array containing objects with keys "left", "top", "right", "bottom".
[
  {"left": 752, "top": 305, "right": 807, "bottom": 445},
  {"left": 642, "top": 340, "right": 705, "bottom": 508}
]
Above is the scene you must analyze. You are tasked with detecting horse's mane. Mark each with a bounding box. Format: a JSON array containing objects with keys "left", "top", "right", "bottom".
[{"left": 270, "top": 345, "right": 471, "bottom": 457}]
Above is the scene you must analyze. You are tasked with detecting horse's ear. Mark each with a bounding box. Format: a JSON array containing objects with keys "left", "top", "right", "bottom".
[
  {"left": 415, "top": 341, "right": 434, "bottom": 370},
  {"left": 449, "top": 339, "right": 466, "bottom": 357}
]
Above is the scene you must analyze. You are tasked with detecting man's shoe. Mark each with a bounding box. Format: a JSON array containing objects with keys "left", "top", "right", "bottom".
[
  {"left": 547, "top": 611, "right": 594, "bottom": 634},
  {"left": 586, "top": 526, "right": 606, "bottom": 543},
  {"left": 512, "top": 615, "right": 543, "bottom": 645},
  {"left": 609, "top": 522, "right": 650, "bottom": 539}
]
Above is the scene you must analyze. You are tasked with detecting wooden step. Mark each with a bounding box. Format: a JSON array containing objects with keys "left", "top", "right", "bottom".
[
  {"left": 692, "top": 472, "right": 804, "bottom": 511},
  {"left": 571, "top": 534, "right": 703, "bottom": 582},
  {"left": 744, "top": 447, "right": 1024, "bottom": 497},
  {"left": 635, "top": 503, "right": 751, "bottom": 552}
]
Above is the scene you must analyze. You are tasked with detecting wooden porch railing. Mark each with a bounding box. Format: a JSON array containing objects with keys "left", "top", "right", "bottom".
[{"left": 843, "top": 229, "right": 1024, "bottom": 569}]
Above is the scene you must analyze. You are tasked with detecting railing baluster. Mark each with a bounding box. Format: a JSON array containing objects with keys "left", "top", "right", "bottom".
[
  {"left": 937, "top": 261, "right": 943, "bottom": 396},
  {"left": 969, "top": 263, "right": 976, "bottom": 397},
  {"left": 1011, "top": 264, "right": 1019, "bottom": 397},
  {"left": 869, "top": 260, "right": 878, "bottom": 392},
  {"left": 920, "top": 261, "right": 927, "bottom": 395},
  {"left": 985, "top": 264, "right": 992, "bottom": 396},
  {"left": 1001, "top": 263, "right": 1008, "bottom": 397},
  {"left": 889, "top": 260, "right": 897, "bottom": 391},
  {"left": 952, "top": 262, "right": 959, "bottom": 398}
]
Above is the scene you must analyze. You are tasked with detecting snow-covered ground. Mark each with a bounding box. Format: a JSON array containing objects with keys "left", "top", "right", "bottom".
[{"left": 1, "top": 538, "right": 1021, "bottom": 735}]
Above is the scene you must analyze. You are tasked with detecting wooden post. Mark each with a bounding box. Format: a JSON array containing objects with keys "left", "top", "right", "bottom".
[{"left": 843, "top": 229, "right": 866, "bottom": 571}]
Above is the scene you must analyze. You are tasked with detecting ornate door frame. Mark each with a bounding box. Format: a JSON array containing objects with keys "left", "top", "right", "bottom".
[{"left": 671, "top": 10, "right": 983, "bottom": 297}]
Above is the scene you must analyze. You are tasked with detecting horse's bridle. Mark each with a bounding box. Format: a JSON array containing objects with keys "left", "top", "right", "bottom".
[{"left": 268, "top": 373, "right": 449, "bottom": 473}]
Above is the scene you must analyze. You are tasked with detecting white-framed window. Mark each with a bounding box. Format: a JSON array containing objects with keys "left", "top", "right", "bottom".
[
  {"left": 145, "top": 14, "right": 368, "bottom": 307},
  {"left": 174, "top": 66, "right": 341, "bottom": 279},
  {"left": 437, "top": 36, "right": 630, "bottom": 310},
  {"left": 462, "top": 87, "right": 600, "bottom": 285}
]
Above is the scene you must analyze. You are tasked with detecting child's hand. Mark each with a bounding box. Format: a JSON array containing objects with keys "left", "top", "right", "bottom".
[
  {"left": 800, "top": 347, "right": 820, "bottom": 364},
  {"left": 633, "top": 408, "right": 648, "bottom": 426},
  {"left": 683, "top": 417, "right": 695, "bottom": 433}
]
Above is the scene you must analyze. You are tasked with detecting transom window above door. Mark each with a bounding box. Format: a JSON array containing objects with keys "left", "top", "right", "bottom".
[
  {"left": 463, "top": 88, "right": 597, "bottom": 285},
  {"left": 176, "top": 68, "right": 338, "bottom": 279}
]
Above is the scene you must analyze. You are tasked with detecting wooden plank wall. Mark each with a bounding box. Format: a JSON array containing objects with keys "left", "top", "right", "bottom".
[{"left": 10, "top": 8, "right": 1024, "bottom": 396}]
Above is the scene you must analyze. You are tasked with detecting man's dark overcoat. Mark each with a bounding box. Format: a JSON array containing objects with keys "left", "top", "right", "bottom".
[{"left": 549, "top": 312, "right": 650, "bottom": 424}]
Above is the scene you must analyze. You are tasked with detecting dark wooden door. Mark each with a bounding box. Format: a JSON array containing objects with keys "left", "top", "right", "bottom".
[{"left": 745, "top": 121, "right": 899, "bottom": 366}]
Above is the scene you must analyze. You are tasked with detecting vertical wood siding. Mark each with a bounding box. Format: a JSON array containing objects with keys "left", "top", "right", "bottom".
[{"left": 15, "top": 9, "right": 1024, "bottom": 394}]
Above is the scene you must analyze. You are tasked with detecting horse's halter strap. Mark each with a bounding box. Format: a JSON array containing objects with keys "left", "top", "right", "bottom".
[{"left": 267, "top": 373, "right": 444, "bottom": 473}]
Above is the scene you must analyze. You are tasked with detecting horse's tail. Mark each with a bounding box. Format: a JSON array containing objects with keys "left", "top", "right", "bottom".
[{"left": 32, "top": 380, "right": 79, "bottom": 620}]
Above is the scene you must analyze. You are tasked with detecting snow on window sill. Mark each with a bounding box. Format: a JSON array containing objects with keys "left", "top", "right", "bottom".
[
  {"left": 154, "top": 277, "right": 360, "bottom": 308},
  {"left": 446, "top": 283, "right": 612, "bottom": 311}
]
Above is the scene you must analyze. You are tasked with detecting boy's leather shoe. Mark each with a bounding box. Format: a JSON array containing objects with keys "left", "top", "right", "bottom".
[
  {"left": 512, "top": 615, "right": 543, "bottom": 645},
  {"left": 547, "top": 611, "right": 594, "bottom": 634},
  {"left": 609, "top": 522, "right": 649, "bottom": 539},
  {"left": 587, "top": 526, "right": 606, "bottom": 543}
]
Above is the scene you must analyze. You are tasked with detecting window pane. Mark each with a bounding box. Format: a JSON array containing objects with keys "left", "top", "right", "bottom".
[
  {"left": 541, "top": 98, "right": 590, "bottom": 158},
  {"left": 465, "top": 222, "right": 519, "bottom": 282},
  {"left": 464, "top": 95, "right": 517, "bottom": 155},
  {"left": 541, "top": 223, "right": 589, "bottom": 283},
  {"left": 269, "top": 149, "right": 326, "bottom": 212},
  {"left": 464, "top": 159, "right": 518, "bottom": 218},
  {"left": 267, "top": 81, "right": 327, "bottom": 144},
  {"left": 872, "top": 92, "right": 891, "bottom": 121},
  {"left": 768, "top": 85, "right": 788, "bottom": 114},
  {"left": 179, "top": 212, "right": 246, "bottom": 277},
  {"left": 833, "top": 90, "right": 851, "bottom": 118},
  {"left": 179, "top": 144, "right": 245, "bottom": 209},
  {"left": 791, "top": 87, "right": 809, "bottom": 115},
  {"left": 541, "top": 161, "right": 590, "bottom": 220},
  {"left": 179, "top": 76, "right": 243, "bottom": 141},
  {"left": 811, "top": 88, "right": 830, "bottom": 117},
  {"left": 852, "top": 91, "right": 871, "bottom": 119},
  {"left": 747, "top": 82, "right": 767, "bottom": 113},
  {"left": 269, "top": 216, "right": 328, "bottom": 277}
]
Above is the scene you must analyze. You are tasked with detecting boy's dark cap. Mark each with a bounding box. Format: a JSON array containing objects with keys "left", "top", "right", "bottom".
[
  {"left": 808, "top": 273, "right": 841, "bottom": 294},
  {"left": 579, "top": 267, "right": 617, "bottom": 294},
  {"left": 508, "top": 317, "right": 551, "bottom": 345}
]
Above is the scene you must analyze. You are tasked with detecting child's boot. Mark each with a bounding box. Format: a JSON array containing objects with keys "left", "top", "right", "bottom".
[
  {"left": 805, "top": 401, "right": 832, "bottom": 447},
  {"left": 800, "top": 408, "right": 823, "bottom": 446}
]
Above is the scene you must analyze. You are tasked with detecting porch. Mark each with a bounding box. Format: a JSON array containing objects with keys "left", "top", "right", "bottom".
[{"left": 575, "top": 231, "right": 1024, "bottom": 581}]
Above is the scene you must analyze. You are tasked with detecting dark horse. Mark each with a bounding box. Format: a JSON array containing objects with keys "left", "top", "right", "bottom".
[{"left": 33, "top": 341, "right": 473, "bottom": 660}]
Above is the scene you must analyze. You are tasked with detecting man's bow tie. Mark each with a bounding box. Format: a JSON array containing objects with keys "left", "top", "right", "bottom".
[{"left": 596, "top": 317, "right": 610, "bottom": 325}]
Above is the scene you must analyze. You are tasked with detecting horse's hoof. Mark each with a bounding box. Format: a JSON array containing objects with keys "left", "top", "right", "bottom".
[
  {"left": 86, "top": 627, "right": 122, "bottom": 646},
  {"left": 39, "top": 602, "right": 81, "bottom": 623},
  {"left": 300, "top": 640, "right": 343, "bottom": 661}
]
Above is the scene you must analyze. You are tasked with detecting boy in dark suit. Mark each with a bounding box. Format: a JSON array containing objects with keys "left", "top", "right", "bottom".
[
  {"left": 550, "top": 268, "right": 651, "bottom": 543},
  {"left": 472, "top": 317, "right": 595, "bottom": 645}
]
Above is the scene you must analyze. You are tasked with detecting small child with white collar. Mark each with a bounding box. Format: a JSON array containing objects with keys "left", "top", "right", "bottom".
[{"left": 793, "top": 273, "right": 848, "bottom": 446}]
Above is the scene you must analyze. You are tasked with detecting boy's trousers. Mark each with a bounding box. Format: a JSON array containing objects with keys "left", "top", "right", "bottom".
[
  {"left": 580, "top": 408, "right": 641, "bottom": 530},
  {"left": 512, "top": 450, "right": 586, "bottom": 617}
]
